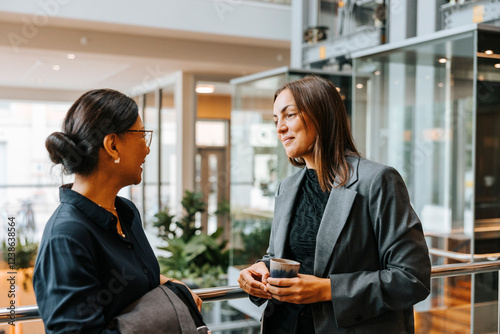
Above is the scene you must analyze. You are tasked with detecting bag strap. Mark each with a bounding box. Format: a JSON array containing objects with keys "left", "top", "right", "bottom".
[{"left": 164, "top": 281, "right": 207, "bottom": 330}]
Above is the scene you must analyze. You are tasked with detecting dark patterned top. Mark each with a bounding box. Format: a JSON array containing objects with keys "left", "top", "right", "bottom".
[
  {"left": 287, "top": 168, "right": 330, "bottom": 275},
  {"left": 284, "top": 168, "right": 330, "bottom": 333}
]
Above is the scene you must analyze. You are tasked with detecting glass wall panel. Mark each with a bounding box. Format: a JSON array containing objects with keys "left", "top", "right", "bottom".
[
  {"left": 230, "top": 73, "right": 289, "bottom": 267},
  {"left": 472, "top": 29, "right": 500, "bottom": 333},
  {"left": 354, "top": 31, "right": 475, "bottom": 243},
  {"left": 160, "top": 86, "right": 177, "bottom": 215},
  {"left": 354, "top": 26, "right": 500, "bottom": 334},
  {"left": 0, "top": 100, "right": 70, "bottom": 333},
  {"left": 143, "top": 91, "right": 159, "bottom": 226},
  {"left": 415, "top": 274, "right": 473, "bottom": 333},
  {"left": 0, "top": 101, "right": 70, "bottom": 243}
]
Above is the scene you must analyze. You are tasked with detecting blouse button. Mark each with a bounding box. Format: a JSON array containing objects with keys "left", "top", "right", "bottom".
[{"left": 143, "top": 269, "right": 148, "bottom": 274}]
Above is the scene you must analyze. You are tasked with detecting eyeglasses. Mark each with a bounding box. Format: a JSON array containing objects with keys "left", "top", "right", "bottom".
[{"left": 124, "top": 130, "right": 153, "bottom": 147}]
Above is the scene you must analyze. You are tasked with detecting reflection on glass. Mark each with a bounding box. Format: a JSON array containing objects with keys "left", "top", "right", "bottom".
[
  {"left": 354, "top": 32, "right": 475, "bottom": 237},
  {"left": 354, "top": 27, "right": 500, "bottom": 333},
  {"left": 415, "top": 275, "right": 472, "bottom": 334}
]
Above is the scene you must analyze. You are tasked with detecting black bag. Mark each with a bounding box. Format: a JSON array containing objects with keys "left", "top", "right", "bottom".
[
  {"left": 163, "top": 280, "right": 209, "bottom": 333},
  {"left": 108, "top": 282, "right": 210, "bottom": 334}
]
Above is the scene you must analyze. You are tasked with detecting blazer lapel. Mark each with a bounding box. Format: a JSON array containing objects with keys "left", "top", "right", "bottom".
[
  {"left": 314, "top": 156, "right": 360, "bottom": 277},
  {"left": 314, "top": 187, "right": 357, "bottom": 277},
  {"left": 272, "top": 169, "right": 306, "bottom": 258}
]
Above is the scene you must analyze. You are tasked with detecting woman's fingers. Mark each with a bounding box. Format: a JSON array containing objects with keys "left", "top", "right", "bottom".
[{"left": 238, "top": 264, "right": 272, "bottom": 299}]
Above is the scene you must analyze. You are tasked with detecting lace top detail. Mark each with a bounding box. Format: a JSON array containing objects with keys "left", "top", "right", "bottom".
[{"left": 286, "top": 169, "right": 330, "bottom": 275}]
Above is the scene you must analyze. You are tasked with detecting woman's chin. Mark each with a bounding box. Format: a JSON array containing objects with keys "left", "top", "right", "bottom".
[{"left": 132, "top": 175, "right": 142, "bottom": 185}]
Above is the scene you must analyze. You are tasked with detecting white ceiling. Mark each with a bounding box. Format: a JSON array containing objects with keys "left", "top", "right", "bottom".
[{"left": 0, "top": 12, "right": 291, "bottom": 101}]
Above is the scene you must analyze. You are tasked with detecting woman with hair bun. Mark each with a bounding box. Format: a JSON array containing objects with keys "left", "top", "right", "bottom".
[
  {"left": 238, "top": 76, "right": 431, "bottom": 333},
  {"left": 33, "top": 89, "right": 203, "bottom": 333}
]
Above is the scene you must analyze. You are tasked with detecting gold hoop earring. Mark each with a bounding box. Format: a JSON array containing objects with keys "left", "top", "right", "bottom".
[{"left": 114, "top": 157, "right": 120, "bottom": 164}]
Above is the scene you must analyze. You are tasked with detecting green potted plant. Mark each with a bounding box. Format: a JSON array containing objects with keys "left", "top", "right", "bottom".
[{"left": 153, "top": 190, "right": 230, "bottom": 288}]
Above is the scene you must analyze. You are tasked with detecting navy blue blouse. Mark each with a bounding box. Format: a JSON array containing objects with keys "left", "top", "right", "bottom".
[{"left": 33, "top": 185, "right": 160, "bottom": 334}]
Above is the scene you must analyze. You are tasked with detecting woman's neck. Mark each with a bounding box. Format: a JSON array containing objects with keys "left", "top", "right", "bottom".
[{"left": 71, "top": 173, "right": 120, "bottom": 210}]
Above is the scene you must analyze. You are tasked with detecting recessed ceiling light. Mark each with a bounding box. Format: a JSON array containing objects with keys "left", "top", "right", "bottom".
[
  {"left": 195, "top": 85, "right": 215, "bottom": 94},
  {"left": 438, "top": 58, "right": 447, "bottom": 64},
  {"left": 356, "top": 83, "right": 363, "bottom": 89},
  {"left": 80, "top": 36, "right": 88, "bottom": 46},
  {"left": 374, "top": 70, "right": 381, "bottom": 76},
  {"left": 66, "top": 53, "right": 76, "bottom": 60},
  {"left": 485, "top": 50, "right": 494, "bottom": 55},
  {"left": 438, "top": 83, "right": 444, "bottom": 88},
  {"left": 495, "top": 63, "right": 500, "bottom": 69},
  {"left": 52, "top": 65, "right": 61, "bottom": 71}
]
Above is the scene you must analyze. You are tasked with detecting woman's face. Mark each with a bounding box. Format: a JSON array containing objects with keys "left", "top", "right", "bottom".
[
  {"left": 118, "top": 116, "right": 151, "bottom": 185},
  {"left": 273, "top": 89, "right": 317, "bottom": 168}
]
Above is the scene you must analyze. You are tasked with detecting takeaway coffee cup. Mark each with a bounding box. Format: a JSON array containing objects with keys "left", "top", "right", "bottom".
[{"left": 270, "top": 258, "right": 300, "bottom": 278}]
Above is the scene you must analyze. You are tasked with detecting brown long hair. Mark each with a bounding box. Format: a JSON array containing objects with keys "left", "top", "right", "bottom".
[{"left": 274, "top": 76, "right": 359, "bottom": 192}]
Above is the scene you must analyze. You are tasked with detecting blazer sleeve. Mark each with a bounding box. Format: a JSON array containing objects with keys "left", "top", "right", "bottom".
[{"left": 330, "top": 167, "right": 431, "bottom": 328}]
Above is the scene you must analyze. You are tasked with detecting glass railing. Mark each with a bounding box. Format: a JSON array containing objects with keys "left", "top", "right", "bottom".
[{"left": 2, "top": 260, "right": 500, "bottom": 333}]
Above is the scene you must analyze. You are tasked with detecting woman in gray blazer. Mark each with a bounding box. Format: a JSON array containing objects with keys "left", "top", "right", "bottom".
[{"left": 238, "top": 76, "right": 431, "bottom": 333}]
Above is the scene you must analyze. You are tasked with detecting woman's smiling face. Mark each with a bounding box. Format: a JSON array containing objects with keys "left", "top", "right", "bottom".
[{"left": 273, "top": 89, "right": 317, "bottom": 168}]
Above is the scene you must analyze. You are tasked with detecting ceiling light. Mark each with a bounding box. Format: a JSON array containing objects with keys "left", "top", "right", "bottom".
[
  {"left": 495, "top": 63, "right": 500, "bottom": 69},
  {"left": 80, "top": 36, "right": 88, "bottom": 46},
  {"left": 438, "top": 58, "right": 447, "bottom": 64},
  {"left": 485, "top": 50, "right": 494, "bottom": 55},
  {"left": 356, "top": 83, "right": 364, "bottom": 89},
  {"left": 66, "top": 53, "right": 76, "bottom": 60},
  {"left": 52, "top": 65, "right": 61, "bottom": 71},
  {"left": 195, "top": 85, "right": 215, "bottom": 94},
  {"left": 438, "top": 83, "right": 444, "bottom": 88},
  {"left": 374, "top": 70, "right": 381, "bottom": 76}
]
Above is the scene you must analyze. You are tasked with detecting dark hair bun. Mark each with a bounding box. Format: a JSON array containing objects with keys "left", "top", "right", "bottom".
[
  {"left": 47, "top": 89, "right": 138, "bottom": 176},
  {"left": 45, "top": 132, "right": 83, "bottom": 174}
]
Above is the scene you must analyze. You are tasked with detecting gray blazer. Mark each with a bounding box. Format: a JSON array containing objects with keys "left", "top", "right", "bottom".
[{"left": 256, "top": 156, "right": 431, "bottom": 333}]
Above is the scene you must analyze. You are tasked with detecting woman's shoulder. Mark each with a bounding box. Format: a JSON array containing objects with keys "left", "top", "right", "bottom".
[
  {"left": 352, "top": 156, "right": 394, "bottom": 175},
  {"left": 349, "top": 156, "right": 405, "bottom": 187},
  {"left": 42, "top": 203, "right": 95, "bottom": 242}
]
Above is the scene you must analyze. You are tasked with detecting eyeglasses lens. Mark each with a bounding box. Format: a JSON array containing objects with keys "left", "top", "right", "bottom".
[{"left": 146, "top": 131, "right": 152, "bottom": 147}]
